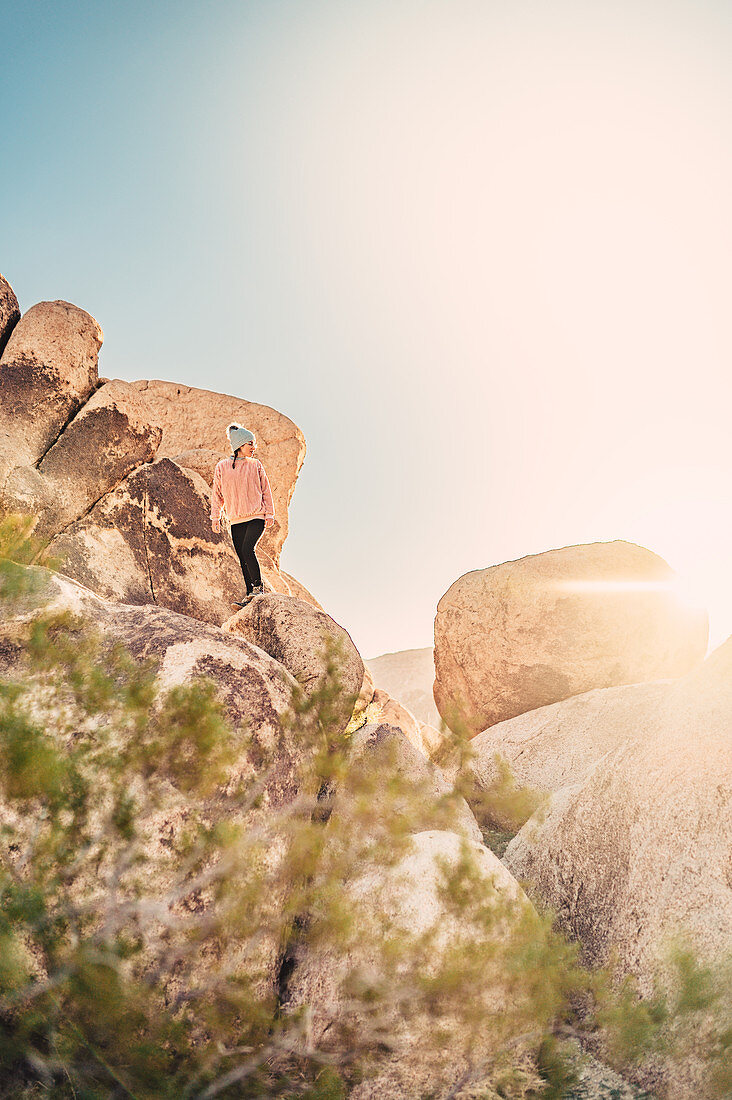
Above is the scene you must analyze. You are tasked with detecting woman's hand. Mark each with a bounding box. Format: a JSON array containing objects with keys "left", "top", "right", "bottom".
[
  {"left": 265, "top": 518, "right": 274, "bottom": 530},
  {"left": 212, "top": 520, "right": 221, "bottom": 534}
]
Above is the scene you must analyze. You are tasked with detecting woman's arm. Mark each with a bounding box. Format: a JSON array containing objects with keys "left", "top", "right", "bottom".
[
  {"left": 259, "top": 463, "right": 275, "bottom": 529},
  {"left": 211, "top": 463, "right": 225, "bottom": 532}
]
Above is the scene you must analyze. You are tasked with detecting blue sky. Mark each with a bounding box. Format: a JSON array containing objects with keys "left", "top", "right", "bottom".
[{"left": 3, "top": 1, "right": 732, "bottom": 657}]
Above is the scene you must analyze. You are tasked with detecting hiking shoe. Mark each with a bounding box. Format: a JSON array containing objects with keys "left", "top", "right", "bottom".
[
  {"left": 249, "top": 585, "right": 265, "bottom": 599},
  {"left": 232, "top": 596, "right": 252, "bottom": 610}
]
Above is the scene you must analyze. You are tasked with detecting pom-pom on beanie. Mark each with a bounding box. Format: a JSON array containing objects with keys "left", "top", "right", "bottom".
[{"left": 228, "top": 423, "right": 255, "bottom": 453}]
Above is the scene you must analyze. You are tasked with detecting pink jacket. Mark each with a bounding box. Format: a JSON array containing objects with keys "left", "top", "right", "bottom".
[{"left": 211, "top": 457, "right": 275, "bottom": 527}]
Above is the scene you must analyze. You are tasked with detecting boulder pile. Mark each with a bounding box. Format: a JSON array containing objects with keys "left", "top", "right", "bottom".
[
  {"left": 0, "top": 274, "right": 316, "bottom": 623},
  {"left": 431, "top": 544, "right": 730, "bottom": 1099}
]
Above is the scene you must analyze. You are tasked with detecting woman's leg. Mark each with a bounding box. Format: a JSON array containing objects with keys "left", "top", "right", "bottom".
[
  {"left": 231, "top": 522, "right": 258, "bottom": 592},
  {"left": 239, "top": 518, "right": 265, "bottom": 588}
]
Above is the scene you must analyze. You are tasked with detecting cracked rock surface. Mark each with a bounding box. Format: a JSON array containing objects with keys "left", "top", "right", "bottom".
[
  {"left": 4, "top": 379, "right": 162, "bottom": 541},
  {"left": 0, "top": 299, "right": 103, "bottom": 489},
  {"left": 48, "top": 459, "right": 245, "bottom": 623},
  {"left": 0, "top": 276, "right": 317, "bottom": 623}
]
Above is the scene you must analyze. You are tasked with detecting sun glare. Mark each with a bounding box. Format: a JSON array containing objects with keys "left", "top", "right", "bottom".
[{"left": 555, "top": 577, "right": 707, "bottom": 610}]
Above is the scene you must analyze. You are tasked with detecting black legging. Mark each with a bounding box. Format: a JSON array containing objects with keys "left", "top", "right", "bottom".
[{"left": 231, "top": 519, "right": 265, "bottom": 593}]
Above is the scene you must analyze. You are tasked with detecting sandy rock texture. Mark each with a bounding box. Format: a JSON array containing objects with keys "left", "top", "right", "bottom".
[
  {"left": 169, "top": 447, "right": 222, "bottom": 484},
  {"left": 367, "top": 646, "right": 442, "bottom": 728},
  {"left": 466, "top": 679, "right": 672, "bottom": 818},
  {"left": 505, "top": 637, "right": 732, "bottom": 1099},
  {"left": 0, "top": 273, "right": 20, "bottom": 357},
  {"left": 285, "top": 829, "right": 536, "bottom": 1099},
  {"left": 129, "top": 380, "right": 306, "bottom": 567},
  {"left": 0, "top": 300, "right": 103, "bottom": 489},
  {"left": 434, "top": 541, "right": 708, "bottom": 737},
  {"left": 223, "top": 592, "right": 364, "bottom": 732}
]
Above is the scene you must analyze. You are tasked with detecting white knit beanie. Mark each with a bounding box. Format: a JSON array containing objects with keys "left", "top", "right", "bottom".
[{"left": 228, "top": 423, "right": 255, "bottom": 453}]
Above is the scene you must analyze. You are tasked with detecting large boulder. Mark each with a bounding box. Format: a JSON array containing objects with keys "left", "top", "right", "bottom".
[
  {"left": 505, "top": 638, "right": 732, "bottom": 1098},
  {"left": 0, "top": 273, "right": 20, "bottom": 357},
  {"left": 0, "top": 300, "right": 103, "bottom": 489},
  {"left": 222, "top": 593, "right": 363, "bottom": 731},
  {"left": 434, "top": 541, "right": 708, "bottom": 737},
  {"left": 48, "top": 458, "right": 244, "bottom": 623},
  {"left": 129, "top": 380, "right": 306, "bottom": 566},
  {"left": 466, "top": 679, "right": 672, "bottom": 825},
  {"left": 3, "top": 380, "right": 161, "bottom": 540},
  {"left": 284, "top": 829, "right": 537, "bottom": 1100}
]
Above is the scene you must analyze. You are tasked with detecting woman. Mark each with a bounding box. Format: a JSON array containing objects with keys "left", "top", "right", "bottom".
[{"left": 211, "top": 423, "right": 275, "bottom": 609}]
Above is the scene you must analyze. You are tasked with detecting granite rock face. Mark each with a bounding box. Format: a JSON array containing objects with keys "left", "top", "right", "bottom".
[
  {"left": 3, "top": 380, "right": 162, "bottom": 540},
  {"left": 0, "top": 300, "right": 103, "bottom": 489},
  {"left": 505, "top": 638, "right": 732, "bottom": 1099},
  {"left": 0, "top": 273, "right": 20, "bottom": 357},
  {"left": 170, "top": 447, "right": 221, "bottom": 485},
  {"left": 223, "top": 592, "right": 363, "bottom": 733},
  {"left": 0, "top": 566, "right": 305, "bottom": 1003},
  {"left": 434, "top": 541, "right": 709, "bottom": 737},
  {"left": 129, "top": 380, "right": 306, "bottom": 567},
  {"left": 465, "top": 679, "right": 672, "bottom": 821},
  {"left": 48, "top": 459, "right": 245, "bottom": 622},
  {"left": 0, "top": 292, "right": 316, "bottom": 625}
]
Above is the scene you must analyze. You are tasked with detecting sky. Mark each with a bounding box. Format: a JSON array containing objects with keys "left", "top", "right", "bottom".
[{"left": 2, "top": 0, "right": 732, "bottom": 659}]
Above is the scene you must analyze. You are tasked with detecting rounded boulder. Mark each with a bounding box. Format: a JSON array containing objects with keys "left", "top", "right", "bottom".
[
  {"left": 222, "top": 592, "right": 364, "bottom": 731},
  {"left": 434, "top": 541, "right": 708, "bottom": 737},
  {"left": 0, "top": 300, "right": 103, "bottom": 488}
]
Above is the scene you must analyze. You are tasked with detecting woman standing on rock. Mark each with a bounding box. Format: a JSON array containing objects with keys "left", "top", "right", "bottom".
[{"left": 211, "top": 423, "right": 275, "bottom": 609}]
